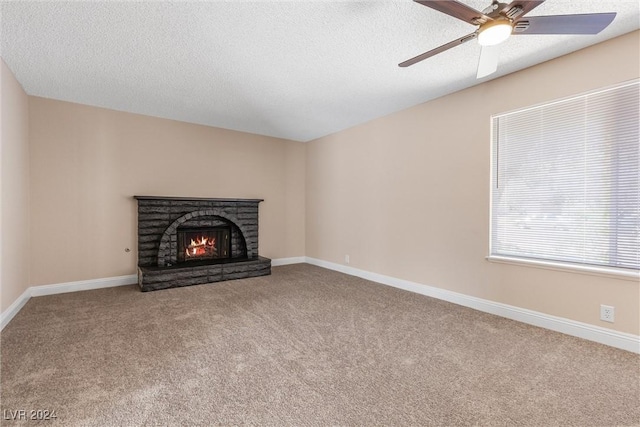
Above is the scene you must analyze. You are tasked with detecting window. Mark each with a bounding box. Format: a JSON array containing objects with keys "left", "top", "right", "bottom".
[{"left": 490, "top": 80, "right": 639, "bottom": 274}]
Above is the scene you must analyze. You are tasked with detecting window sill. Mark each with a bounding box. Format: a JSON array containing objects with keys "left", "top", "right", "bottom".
[{"left": 486, "top": 255, "right": 640, "bottom": 282}]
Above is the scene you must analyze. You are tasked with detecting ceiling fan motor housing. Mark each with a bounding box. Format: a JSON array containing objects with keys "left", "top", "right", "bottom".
[
  {"left": 503, "top": 5, "right": 525, "bottom": 19},
  {"left": 483, "top": 2, "right": 526, "bottom": 21},
  {"left": 484, "top": 2, "right": 506, "bottom": 16},
  {"left": 513, "top": 21, "right": 530, "bottom": 32}
]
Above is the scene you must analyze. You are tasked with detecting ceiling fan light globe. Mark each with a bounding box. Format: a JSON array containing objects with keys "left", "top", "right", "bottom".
[{"left": 478, "top": 21, "right": 512, "bottom": 46}]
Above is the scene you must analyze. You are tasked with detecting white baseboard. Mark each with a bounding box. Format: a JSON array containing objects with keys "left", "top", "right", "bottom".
[
  {"left": 271, "top": 257, "right": 306, "bottom": 266},
  {"left": 304, "top": 257, "right": 640, "bottom": 354},
  {"left": 0, "top": 287, "right": 31, "bottom": 331},
  {"left": 29, "top": 274, "right": 137, "bottom": 297},
  {"left": 1, "top": 274, "right": 137, "bottom": 331}
]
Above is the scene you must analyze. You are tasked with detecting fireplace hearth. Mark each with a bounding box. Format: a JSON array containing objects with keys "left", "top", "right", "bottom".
[{"left": 134, "top": 196, "right": 271, "bottom": 291}]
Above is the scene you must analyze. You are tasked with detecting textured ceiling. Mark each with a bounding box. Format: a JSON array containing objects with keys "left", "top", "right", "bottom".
[{"left": 1, "top": 1, "right": 638, "bottom": 142}]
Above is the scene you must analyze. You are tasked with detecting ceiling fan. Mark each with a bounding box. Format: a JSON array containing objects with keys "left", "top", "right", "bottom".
[{"left": 399, "top": 0, "right": 616, "bottom": 78}]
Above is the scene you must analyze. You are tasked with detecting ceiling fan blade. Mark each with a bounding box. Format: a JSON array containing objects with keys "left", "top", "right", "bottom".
[
  {"left": 477, "top": 45, "right": 500, "bottom": 79},
  {"left": 498, "top": 0, "right": 545, "bottom": 20},
  {"left": 414, "top": 0, "right": 492, "bottom": 25},
  {"left": 399, "top": 32, "right": 477, "bottom": 67},
  {"left": 513, "top": 13, "right": 616, "bottom": 35}
]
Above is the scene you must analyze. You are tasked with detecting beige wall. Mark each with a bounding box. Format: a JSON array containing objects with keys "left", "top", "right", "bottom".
[
  {"left": 1, "top": 59, "right": 30, "bottom": 312},
  {"left": 306, "top": 31, "right": 640, "bottom": 335},
  {"left": 28, "top": 98, "right": 305, "bottom": 286}
]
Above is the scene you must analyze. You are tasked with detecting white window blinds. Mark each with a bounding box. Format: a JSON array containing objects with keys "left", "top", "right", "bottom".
[{"left": 491, "top": 81, "right": 639, "bottom": 271}]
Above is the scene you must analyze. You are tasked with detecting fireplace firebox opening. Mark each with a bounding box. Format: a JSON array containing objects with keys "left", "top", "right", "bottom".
[{"left": 177, "top": 226, "right": 231, "bottom": 263}]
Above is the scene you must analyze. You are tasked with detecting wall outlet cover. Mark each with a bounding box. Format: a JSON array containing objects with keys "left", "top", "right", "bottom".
[{"left": 600, "top": 305, "right": 615, "bottom": 323}]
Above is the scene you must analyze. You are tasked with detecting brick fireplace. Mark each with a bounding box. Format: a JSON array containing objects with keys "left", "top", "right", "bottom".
[{"left": 134, "top": 196, "right": 271, "bottom": 291}]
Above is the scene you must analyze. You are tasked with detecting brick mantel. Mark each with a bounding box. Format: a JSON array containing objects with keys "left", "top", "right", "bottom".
[{"left": 134, "top": 196, "right": 270, "bottom": 291}]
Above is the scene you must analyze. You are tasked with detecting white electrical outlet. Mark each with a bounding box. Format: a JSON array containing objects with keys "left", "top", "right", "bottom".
[
  {"left": 345, "top": 254, "right": 350, "bottom": 264},
  {"left": 600, "top": 305, "right": 615, "bottom": 323}
]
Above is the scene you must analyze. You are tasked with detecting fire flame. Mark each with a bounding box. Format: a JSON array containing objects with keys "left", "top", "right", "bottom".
[{"left": 185, "top": 236, "right": 216, "bottom": 258}]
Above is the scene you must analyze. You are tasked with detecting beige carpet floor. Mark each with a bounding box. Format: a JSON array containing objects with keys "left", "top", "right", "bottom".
[{"left": 1, "top": 264, "right": 639, "bottom": 426}]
